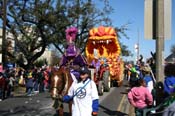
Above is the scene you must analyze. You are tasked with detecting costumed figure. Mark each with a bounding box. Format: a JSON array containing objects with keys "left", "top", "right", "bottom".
[
  {"left": 99, "top": 58, "right": 109, "bottom": 77},
  {"left": 59, "top": 27, "right": 88, "bottom": 82},
  {"left": 51, "top": 27, "right": 88, "bottom": 116},
  {"left": 91, "top": 58, "right": 101, "bottom": 77},
  {"left": 89, "top": 49, "right": 101, "bottom": 78}
]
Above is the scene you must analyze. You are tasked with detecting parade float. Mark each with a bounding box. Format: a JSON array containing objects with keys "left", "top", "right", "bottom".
[{"left": 85, "top": 26, "right": 124, "bottom": 94}]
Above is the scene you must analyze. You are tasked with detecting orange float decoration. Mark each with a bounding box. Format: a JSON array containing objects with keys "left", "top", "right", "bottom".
[{"left": 86, "top": 26, "right": 124, "bottom": 87}]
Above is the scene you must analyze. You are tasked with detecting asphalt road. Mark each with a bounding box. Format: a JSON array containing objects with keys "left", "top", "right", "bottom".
[{"left": 0, "top": 81, "right": 129, "bottom": 116}]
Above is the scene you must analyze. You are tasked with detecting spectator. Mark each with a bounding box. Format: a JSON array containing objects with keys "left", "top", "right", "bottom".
[
  {"left": 164, "top": 63, "right": 175, "bottom": 96},
  {"left": 0, "top": 63, "right": 4, "bottom": 73},
  {"left": 0, "top": 72, "right": 5, "bottom": 101},
  {"left": 7, "top": 71, "right": 15, "bottom": 97},
  {"left": 128, "top": 78, "right": 153, "bottom": 116},
  {"left": 18, "top": 70, "right": 25, "bottom": 86},
  {"left": 43, "top": 69, "right": 49, "bottom": 91},
  {"left": 151, "top": 81, "right": 165, "bottom": 113},
  {"left": 129, "top": 71, "right": 140, "bottom": 88},
  {"left": 33, "top": 68, "right": 39, "bottom": 94},
  {"left": 25, "top": 70, "right": 34, "bottom": 96},
  {"left": 38, "top": 69, "right": 45, "bottom": 93},
  {"left": 163, "top": 101, "right": 175, "bottom": 116},
  {"left": 142, "top": 65, "right": 154, "bottom": 93}
]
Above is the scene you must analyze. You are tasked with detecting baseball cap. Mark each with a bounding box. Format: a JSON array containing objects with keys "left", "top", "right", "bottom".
[{"left": 79, "top": 66, "right": 90, "bottom": 75}]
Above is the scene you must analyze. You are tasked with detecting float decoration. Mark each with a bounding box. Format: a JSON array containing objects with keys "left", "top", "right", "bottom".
[{"left": 85, "top": 26, "right": 124, "bottom": 86}]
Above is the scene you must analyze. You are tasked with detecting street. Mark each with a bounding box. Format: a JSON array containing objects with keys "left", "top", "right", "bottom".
[{"left": 0, "top": 81, "right": 129, "bottom": 116}]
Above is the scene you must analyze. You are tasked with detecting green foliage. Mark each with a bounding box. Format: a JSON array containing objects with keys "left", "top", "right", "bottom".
[
  {"left": 34, "top": 58, "right": 47, "bottom": 68},
  {"left": 171, "top": 44, "right": 175, "bottom": 54},
  {"left": 120, "top": 43, "right": 133, "bottom": 57},
  {"left": 0, "top": 0, "right": 53, "bottom": 69}
]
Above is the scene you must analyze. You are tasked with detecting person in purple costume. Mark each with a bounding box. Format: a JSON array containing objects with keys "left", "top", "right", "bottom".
[
  {"left": 91, "top": 57, "right": 101, "bottom": 72},
  {"left": 59, "top": 27, "right": 88, "bottom": 81}
]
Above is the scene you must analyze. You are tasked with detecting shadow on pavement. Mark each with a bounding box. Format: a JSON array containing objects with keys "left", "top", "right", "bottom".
[
  {"left": 11, "top": 95, "right": 29, "bottom": 98},
  {"left": 0, "top": 104, "right": 71, "bottom": 116},
  {"left": 123, "top": 84, "right": 130, "bottom": 87},
  {"left": 0, "top": 105, "right": 57, "bottom": 116},
  {"left": 100, "top": 105, "right": 128, "bottom": 116},
  {"left": 120, "top": 92, "right": 128, "bottom": 94},
  {"left": 0, "top": 106, "right": 36, "bottom": 116}
]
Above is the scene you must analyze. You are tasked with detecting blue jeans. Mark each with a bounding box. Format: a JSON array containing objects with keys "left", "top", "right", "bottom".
[
  {"left": 34, "top": 81, "right": 39, "bottom": 91},
  {"left": 39, "top": 82, "right": 44, "bottom": 93},
  {"left": 27, "top": 87, "right": 33, "bottom": 95},
  {"left": 135, "top": 107, "right": 147, "bottom": 116},
  {"left": 7, "top": 85, "right": 12, "bottom": 97}
]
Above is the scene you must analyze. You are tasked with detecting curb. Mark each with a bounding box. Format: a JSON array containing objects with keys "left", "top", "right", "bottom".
[
  {"left": 117, "top": 95, "right": 129, "bottom": 113},
  {"left": 13, "top": 86, "right": 26, "bottom": 97},
  {"left": 117, "top": 94, "right": 126, "bottom": 111},
  {"left": 117, "top": 94, "right": 135, "bottom": 116}
]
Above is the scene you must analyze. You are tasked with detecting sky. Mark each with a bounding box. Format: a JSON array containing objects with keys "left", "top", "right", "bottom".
[{"left": 106, "top": 0, "right": 175, "bottom": 62}]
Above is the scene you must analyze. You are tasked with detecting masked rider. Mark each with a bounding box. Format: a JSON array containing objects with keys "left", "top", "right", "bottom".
[{"left": 59, "top": 27, "right": 88, "bottom": 82}]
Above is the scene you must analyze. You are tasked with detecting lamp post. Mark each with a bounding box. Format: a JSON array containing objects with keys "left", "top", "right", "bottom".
[
  {"left": 144, "top": 0, "right": 171, "bottom": 81},
  {"left": 134, "top": 43, "right": 139, "bottom": 62},
  {"left": 2, "top": 0, "right": 7, "bottom": 69}
]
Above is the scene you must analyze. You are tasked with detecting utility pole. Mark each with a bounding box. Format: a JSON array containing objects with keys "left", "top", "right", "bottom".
[
  {"left": 134, "top": 29, "right": 140, "bottom": 64},
  {"left": 155, "top": 0, "right": 164, "bottom": 82},
  {"left": 2, "top": 0, "right": 7, "bottom": 69},
  {"left": 144, "top": 0, "right": 171, "bottom": 82}
]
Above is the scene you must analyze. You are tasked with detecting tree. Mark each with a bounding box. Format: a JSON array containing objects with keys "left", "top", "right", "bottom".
[
  {"left": 0, "top": 0, "right": 56, "bottom": 69},
  {"left": 171, "top": 44, "right": 175, "bottom": 54},
  {"left": 0, "top": 0, "right": 114, "bottom": 69},
  {"left": 116, "top": 22, "right": 132, "bottom": 57},
  {"left": 34, "top": 58, "right": 47, "bottom": 68},
  {"left": 120, "top": 43, "right": 133, "bottom": 57},
  {"left": 0, "top": 0, "right": 131, "bottom": 69}
]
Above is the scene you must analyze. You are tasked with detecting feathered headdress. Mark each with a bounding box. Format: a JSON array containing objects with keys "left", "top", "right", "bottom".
[{"left": 66, "top": 27, "right": 78, "bottom": 43}]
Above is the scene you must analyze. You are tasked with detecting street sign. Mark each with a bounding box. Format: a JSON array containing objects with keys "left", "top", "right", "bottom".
[
  {"left": 144, "top": 0, "right": 153, "bottom": 39},
  {"left": 164, "top": 0, "right": 172, "bottom": 39},
  {"left": 144, "top": 0, "right": 172, "bottom": 39}
]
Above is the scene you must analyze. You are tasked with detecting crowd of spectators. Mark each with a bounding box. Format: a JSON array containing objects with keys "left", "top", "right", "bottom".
[
  {"left": 125, "top": 61, "right": 175, "bottom": 116},
  {"left": 0, "top": 65, "right": 55, "bottom": 101}
]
